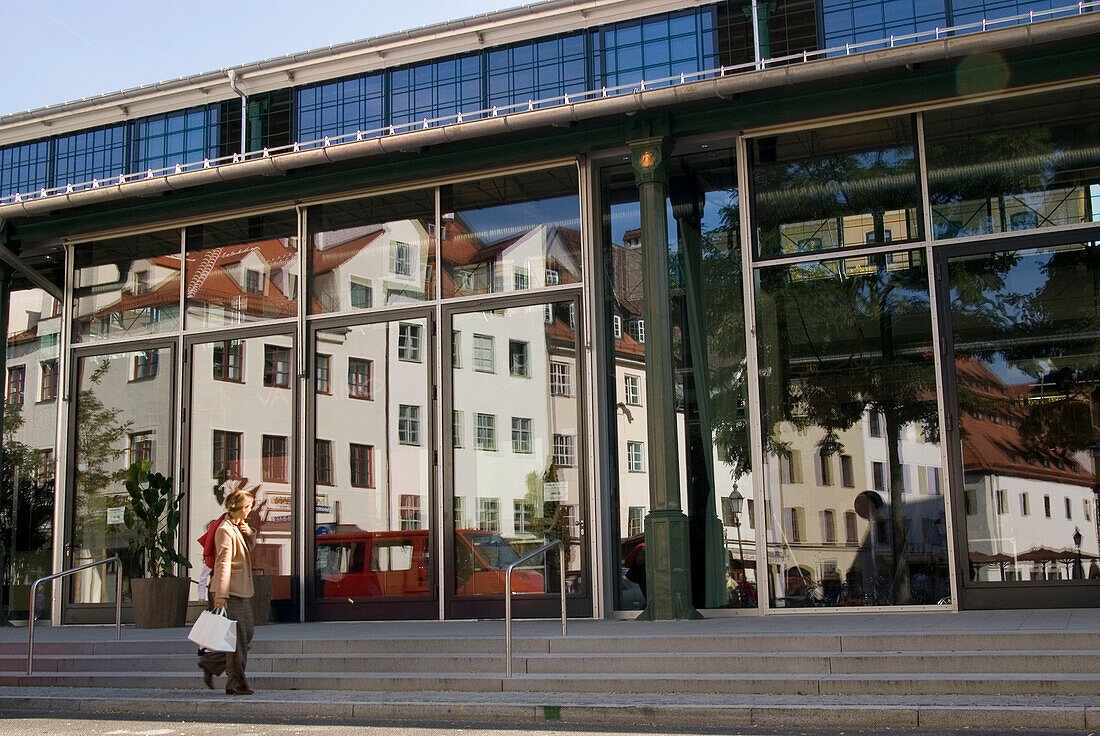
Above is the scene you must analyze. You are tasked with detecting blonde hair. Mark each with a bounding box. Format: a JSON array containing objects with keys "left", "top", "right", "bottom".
[{"left": 224, "top": 489, "right": 254, "bottom": 513}]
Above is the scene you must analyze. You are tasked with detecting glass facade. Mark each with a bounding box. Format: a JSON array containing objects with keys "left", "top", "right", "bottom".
[
  {"left": 7, "top": 1, "right": 1099, "bottom": 624},
  {"left": 309, "top": 189, "right": 435, "bottom": 313},
  {"left": 751, "top": 116, "right": 922, "bottom": 257},
  {"left": 55, "top": 125, "right": 126, "bottom": 190},
  {"left": 184, "top": 211, "right": 299, "bottom": 329},
  {"left": 131, "top": 104, "right": 222, "bottom": 173},
  {"left": 948, "top": 244, "right": 1100, "bottom": 583},
  {"left": 441, "top": 166, "right": 583, "bottom": 299},
  {"left": 0, "top": 141, "right": 48, "bottom": 199},
  {"left": 925, "top": 86, "right": 1100, "bottom": 239}
]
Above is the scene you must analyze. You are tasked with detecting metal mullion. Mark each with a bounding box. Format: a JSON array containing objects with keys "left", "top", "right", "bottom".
[
  {"left": 174, "top": 228, "right": 187, "bottom": 580},
  {"left": 438, "top": 302, "right": 452, "bottom": 620},
  {"left": 305, "top": 300, "right": 445, "bottom": 327},
  {"left": 754, "top": 240, "right": 931, "bottom": 269},
  {"left": 435, "top": 185, "right": 445, "bottom": 621},
  {"left": 441, "top": 284, "right": 584, "bottom": 314},
  {"left": 181, "top": 317, "right": 299, "bottom": 345},
  {"left": 925, "top": 244, "right": 960, "bottom": 613},
  {"left": 51, "top": 241, "right": 75, "bottom": 626},
  {"left": 736, "top": 133, "right": 769, "bottom": 616},
  {"left": 577, "top": 154, "right": 603, "bottom": 618},
  {"left": 928, "top": 219, "right": 1100, "bottom": 251},
  {"left": 296, "top": 204, "right": 308, "bottom": 622}
]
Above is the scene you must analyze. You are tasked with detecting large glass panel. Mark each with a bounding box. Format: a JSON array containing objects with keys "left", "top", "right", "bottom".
[
  {"left": 450, "top": 301, "right": 583, "bottom": 597},
  {"left": 602, "top": 151, "right": 755, "bottom": 611},
  {"left": 0, "top": 140, "right": 49, "bottom": 200},
  {"left": 187, "top": 334, "right": 295, "bottom": 606},
  {"left": 926, "top": 87, "right": 1100, "bottom": 240},
  {"left": 314, "top": 318, "right": 433, "bottom": 599},
  {"left": 751, "top": 116, "right": 921, "bottom": 258},
  {"left": 389, "top": 55, "right": 483, "bottom": 131},
  {"left": 3, "top": 288, "right": 61, "bottom": 620},
  {"left": 309, "top": 189, "right": 435, "bottom": 314},
  {"left": 755, "top": 251, "right": 949, "bottom": 607},
  {"left": 821, "top": 0, "right": 947, "bottom": 50},
  {"left": 487, "top": 34, "right": 588, "bottom": 111},
  {"left": 594, "top": 6, "right": 719, "bottom": 91},
  {"left": 948, "top": 243, "right": 1100, "bottom": 585},
  {"left": 71, "top": 347, "right": 174, "bottom": 603},
  {"left": 73, "top": 230, "right": 182, "bottom": 343},
  {"left": 297, "top": 74, "right": 385, "bottom": 147},
  {"left": 441, "top": 167, "right": 582, "bottom": 299},
  {"left": 184, "top": 211, "right": 299, "bottom": 329}
]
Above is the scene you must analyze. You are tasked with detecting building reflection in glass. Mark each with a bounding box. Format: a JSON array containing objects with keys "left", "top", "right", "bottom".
[
  {"left": 948, "top": 244, "right": 1100, "bottom": 583},
  {"left": 755, "top": 251, "right": 949, "bottom": 606}
]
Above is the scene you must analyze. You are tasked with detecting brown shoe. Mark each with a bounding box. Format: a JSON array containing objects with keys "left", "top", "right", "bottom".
[
  {"left": 225, "top": 686, "right": 254, "bottom": 695},
  {"left": 203, "top": 671, "right": 214, "bottom": 690}
]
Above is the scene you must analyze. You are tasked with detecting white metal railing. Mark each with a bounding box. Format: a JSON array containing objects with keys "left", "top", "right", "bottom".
[
  {"left": 26, "top": 556, "right": 122, "bottom": 675},
  {"left": 0, "top": 0, "right": 1095, "bottom": 208},
  {"left": 504, "top": 539, "right": 567, "bottom": 677}
]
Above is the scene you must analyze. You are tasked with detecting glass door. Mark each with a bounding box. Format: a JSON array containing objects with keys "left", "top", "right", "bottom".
[
  {"left": 443, "top": 296, "right": 591, "bottom": 619},
  {"left": 939, "top": 238, "right": 1100, "bottom": 608},
  {"left": 308, "top": 311, "right": 437, "bottom": 619},
  {"left": 66, "top": 343, "right": 176, "bottom": 622},
  {"left": 184, "top": 330, "right": 296, "bottom": 618}
]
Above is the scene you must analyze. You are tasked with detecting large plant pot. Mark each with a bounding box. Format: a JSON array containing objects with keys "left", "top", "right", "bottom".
[
  {"left": 130, "top": 577, "right": 190, "bottom": 629},
  {"left": 250, "top": 574, "right": 273, "bottom": 626}
]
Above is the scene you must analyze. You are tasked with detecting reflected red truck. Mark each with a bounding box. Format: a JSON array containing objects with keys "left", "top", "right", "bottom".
[{"left": 316, "top": 529, "right": 544, "bottom": 597}]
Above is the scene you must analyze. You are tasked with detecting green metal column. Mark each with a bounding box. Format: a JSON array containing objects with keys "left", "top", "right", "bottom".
[
  {"left": 671, "top": 175, "right": 728, "bottom": 609},
  {"left": 0, "top": 257, "right": 10, "bottom": 627},
  {"left": 630, "top": 137, "right": 702, "bottom": 621}
]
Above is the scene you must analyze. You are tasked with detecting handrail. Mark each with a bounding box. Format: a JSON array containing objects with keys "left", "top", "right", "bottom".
[
  {"left": 27, "top": 556, "right": 122, "bottom": 675},
  {"left": 505, "top": 539, "right": 566, "bottom": 677}
]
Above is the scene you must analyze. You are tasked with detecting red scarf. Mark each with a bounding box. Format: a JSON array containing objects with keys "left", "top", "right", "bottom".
[{"left": 197, "top": 514, "right": 228, "bottom": 568}]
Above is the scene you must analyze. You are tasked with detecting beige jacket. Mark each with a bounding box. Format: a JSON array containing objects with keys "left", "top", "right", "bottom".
[{"left": 210, "top": 518, "right": 255, "bottom": 599}]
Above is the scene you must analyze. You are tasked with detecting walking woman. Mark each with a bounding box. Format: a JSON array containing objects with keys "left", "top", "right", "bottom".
[{"left": 199, "top": 489, "right": 256, "bottom": 695}]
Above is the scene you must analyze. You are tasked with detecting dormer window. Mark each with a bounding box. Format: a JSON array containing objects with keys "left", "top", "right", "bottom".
[{"left": 245, "top": 269, "right": 263, "bottom": 294}]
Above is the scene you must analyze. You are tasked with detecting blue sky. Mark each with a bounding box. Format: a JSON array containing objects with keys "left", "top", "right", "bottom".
[{"left": 0, "top": 0, "right": 514, "bottom": 116}]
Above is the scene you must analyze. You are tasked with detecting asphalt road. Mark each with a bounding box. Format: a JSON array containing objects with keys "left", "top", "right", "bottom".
[{"left": 0, "top": 715, "right": 1094, "bottom": 736}]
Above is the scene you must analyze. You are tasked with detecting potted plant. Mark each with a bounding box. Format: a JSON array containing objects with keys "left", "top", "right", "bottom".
[{"left": 123, "top": 459, "right": 191, "bottom": 628}]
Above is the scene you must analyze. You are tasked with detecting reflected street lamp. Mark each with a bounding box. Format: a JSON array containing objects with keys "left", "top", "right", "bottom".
[
  {"left": 728, "top": 489, "right": 746, "bottom": 578},
  {"left": 1074, "top": 526, "right": 1084, "bottom": 579}
]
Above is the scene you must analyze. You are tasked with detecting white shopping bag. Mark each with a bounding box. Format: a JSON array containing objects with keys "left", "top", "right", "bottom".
[{"left": 187, "top": 607, "right": 237, "bottom": 652}]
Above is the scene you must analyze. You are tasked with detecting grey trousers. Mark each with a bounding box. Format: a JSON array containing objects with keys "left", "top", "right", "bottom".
[{"left": 199, "top": 595, "right": 255, "bottom": 691}]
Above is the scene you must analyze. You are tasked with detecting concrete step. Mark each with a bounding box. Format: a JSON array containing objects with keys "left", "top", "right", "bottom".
[
  {"left": 10, "top": 648, "right": 1100, "bottom": 677},
  {"left": 1, "top": 687, "right": 1099, "bottom": 732},
  {"left": 3, "top": 669, "right": 1099, "bottom": 696}
]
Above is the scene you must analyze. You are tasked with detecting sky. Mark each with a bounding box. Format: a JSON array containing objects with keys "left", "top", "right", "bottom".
[{"left": 0, "top": 0, "right": 516, "bottom": 117}]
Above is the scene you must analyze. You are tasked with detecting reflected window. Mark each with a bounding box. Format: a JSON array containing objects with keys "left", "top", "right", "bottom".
[
  {"left": 213, "top": 430, "right": 242, "bottom": 478},
  {"left": 7, "top": 365, "right": 25, "bottom": 405},
  {"left": 550, "top": 361, "right": 571, "bottom": 396},
  {"left": 478, "top": 498, "right": 501, "bottom": 533},
  {"left": 350, "top": 443, "right": 374, "bottom": 488},
  {"left": 212, "top": 340, "right": 244, "bottom": 382},
  {"left": 315, "top": 354, "right": 331, "bottom": 394},
  {"left": 624, "top": 374, "right": 641, "bottom": 406},
  {"left": 751, "top": 117, "right": 921, "bottom": 257},
  {"left": 509, "top": 340, "right": 529, "bottom": 377},
  {"left": 473, "top": 335, "right": 495, "bottom": 372},
  {"left": 398, "top": 323, "right": 422, "bottom": 362},
  {"left": 262, "top": 435, "right": 289, "bottom": 483},
  {"left": 554, "top": 434, "right": 576, "bottom": 467},
  {"left": 399, "top": 405, "right": 421, "bottom": 446},
  {"left": 39, "top": 360, "right": 57, "bottom": 402},
  {"left": 264, "top": 345, "right": 291, "bottom": 388},
  {"left": 348, "top": 358, "right": 373, "bottom": 399},
  {"left": 129, "top": 431, "right": 155, "bottom": 465},
  {"left": 476, "top": 413, "right": 497, "bottom": 451},
  {"left": 627, "top": 441, "right": 644, "bottom": 473},
  {"left": 511, "top": 417, "right": 533, "bottom": 454},
  {"left": 133, "top": 350, "right": 159, "bottom": 381},
  {"left": 400, "top": 494, "right": 422, "bottom": 530},
  {"left": 315, "top": 439, "right": 334, "bottom": 485}
]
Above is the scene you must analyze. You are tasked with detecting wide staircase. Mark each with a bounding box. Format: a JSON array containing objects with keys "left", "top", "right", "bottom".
[{"left": 0, "top": 616, "right": 1098, "bottom": 730}]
